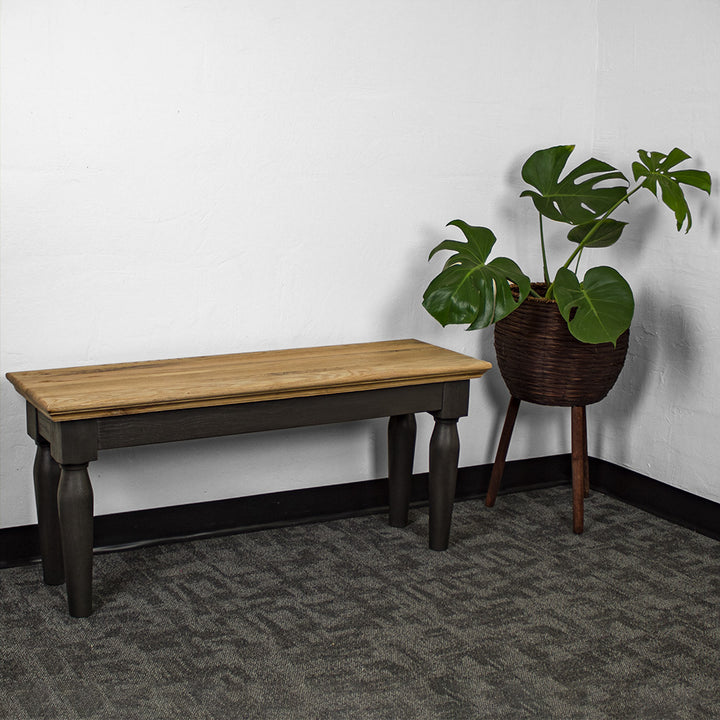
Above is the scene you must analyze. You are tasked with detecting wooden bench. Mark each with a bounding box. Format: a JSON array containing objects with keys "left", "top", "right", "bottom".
[{"left": 6, "top": 339, "right": 491, "bottom": 617}]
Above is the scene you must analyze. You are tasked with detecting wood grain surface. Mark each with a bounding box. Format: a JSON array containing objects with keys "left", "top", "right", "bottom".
[{"left": 7, "top": 339, "right": 491, "bottom": 421}]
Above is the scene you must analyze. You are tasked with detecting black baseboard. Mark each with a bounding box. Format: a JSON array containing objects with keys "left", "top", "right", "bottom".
[
  {"left": 589, "top": 457, "right": 720, "bottom": 541},
  {"left": 1, "top": 454, "right": 717, "bottom": 569},
  {"left": 0, "top": 455, "right": 569, "bottom": 569}
]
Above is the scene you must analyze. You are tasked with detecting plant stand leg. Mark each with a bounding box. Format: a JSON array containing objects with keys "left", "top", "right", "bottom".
[
  {"left": 387, "top": 413, "right": 417, "bottom": 528},
  {"left": 571, "top": 406, "right": 588, "bottom": 534},
  {"left": 581, "top": 406, "right": 590, "bottom": 498},
  {"left": 486, "top": 396, "right": 521, "bottom": 507}
]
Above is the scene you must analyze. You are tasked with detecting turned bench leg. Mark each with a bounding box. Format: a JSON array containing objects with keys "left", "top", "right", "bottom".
[
  {"left": 428, "top": 417, "right": 460, "bottom": 551},
  {"left": 33, "top": 440, "right": 65, "bottom": 585},
  {"left": 388, "top": 414, "right": 417, "bottom": 528},
  {"left": 58, "top": 464, "right": 94, "bottom": 618}
]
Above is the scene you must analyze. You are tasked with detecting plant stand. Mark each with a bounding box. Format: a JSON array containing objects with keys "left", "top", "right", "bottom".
[{"left": 485, "top": 396, "right": 590, "bottom": 533}]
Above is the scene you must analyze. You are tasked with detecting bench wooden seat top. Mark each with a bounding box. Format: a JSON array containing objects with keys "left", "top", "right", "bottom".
[
  {"left": 7, "top": 339, "right": 491, "bottom": 617},
  {"left": 7, "top": 339, "right": 491, "bottom": 421}
]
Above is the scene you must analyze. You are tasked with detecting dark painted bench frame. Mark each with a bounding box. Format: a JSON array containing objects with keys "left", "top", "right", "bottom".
[{"left": 26, "top": 379, "right": 471, "bottom": 617}]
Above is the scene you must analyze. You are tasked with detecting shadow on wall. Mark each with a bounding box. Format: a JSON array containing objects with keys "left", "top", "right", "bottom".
[
  {"left": 382, "top": 222, "right": 445, "bottom": 339},
  {"left": 590, "top": 284, "right": 700, "bottom": 466},
  {"left": 476, "top": 327, "right": 570, "bottom": 463},
  {"left": 366, "top": 222, "right": 438, "bottom": 479},
  {"left": 478, "top": 329, "right": 509, "bottom": 457},
  {"left": 384, "top": 205, "right": 571, "bottom": 468},
  {"left": 90, "top": 420, "right": 387, "bottom": 515},
  {"left": 376, "top": 222, "right": 511, "bottom": 468}
]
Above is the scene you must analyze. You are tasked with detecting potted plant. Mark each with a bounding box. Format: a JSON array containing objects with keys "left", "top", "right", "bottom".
[
  {"left": 423, "top": 145, "right": 711, "bottom": 403},
  {"left": 422, "top": 145, "right": 711, "bottom": 531}
]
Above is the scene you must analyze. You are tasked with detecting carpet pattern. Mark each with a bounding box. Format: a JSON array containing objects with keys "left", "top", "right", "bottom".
[{"left": 1, "top": 487, "right": 719, "bottom": 719}]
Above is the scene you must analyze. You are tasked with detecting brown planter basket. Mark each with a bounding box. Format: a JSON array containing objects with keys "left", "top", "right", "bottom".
[{"left": 494, "top": 284, "right": 629, "bottom": 407}]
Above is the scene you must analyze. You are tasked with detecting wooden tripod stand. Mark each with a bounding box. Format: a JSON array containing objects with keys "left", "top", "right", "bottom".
[{"left": 485, "top": 396, "right": 590, "bottom": 533}]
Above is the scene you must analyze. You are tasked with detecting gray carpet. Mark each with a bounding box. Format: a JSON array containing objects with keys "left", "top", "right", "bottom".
[{"left": 1, "top": 486, "right": 719, "bottom": 719}]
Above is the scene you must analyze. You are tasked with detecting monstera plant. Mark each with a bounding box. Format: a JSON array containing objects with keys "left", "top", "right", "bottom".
[{"left": 423, "top": 145, "right": 712, "bottom": 345}]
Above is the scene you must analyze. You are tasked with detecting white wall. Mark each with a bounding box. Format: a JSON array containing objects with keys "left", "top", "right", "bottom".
[
  {"left": 588, "top": 0, "right": 720, "bottom": 502},
  {"left": 1, "top": 0, "right": 717, "bottom": 530}
]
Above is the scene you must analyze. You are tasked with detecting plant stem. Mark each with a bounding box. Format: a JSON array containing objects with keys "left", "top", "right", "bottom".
[
  {"left": 574, "top": 248, "right": 583, "bottom": 274},
  {"left": 561, "top": 183, "right": 642, "bottom": 270},
  {"left": 539, "top": 214, "right": 550, "bottom": 285},
  {"left": 545, "top": 182, "right": 643, "bottom": 295}
]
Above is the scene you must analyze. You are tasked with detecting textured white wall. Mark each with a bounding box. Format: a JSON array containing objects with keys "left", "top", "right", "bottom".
[
  {"left": 1, "top": 0, "right": 716, "bottom": 530},
  {"left": 587, "top": 0, "right": 720, "bottom": 502}
]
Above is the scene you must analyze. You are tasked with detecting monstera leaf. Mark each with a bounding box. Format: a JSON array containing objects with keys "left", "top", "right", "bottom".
[
  {"left": 422, "top": 220, "right": 531, "bottom": 330},
  {"left": 567, "top": 218, "right": 628, "bottom": 248},
  {"left": 632, "top": 148, "right": 712, "bottom": 231},
  {"left": 553, "top": 267, "right": 634, "bottom": 345},
  {"left": 520, "top": 145, "right": 629, "bottom": 225}
]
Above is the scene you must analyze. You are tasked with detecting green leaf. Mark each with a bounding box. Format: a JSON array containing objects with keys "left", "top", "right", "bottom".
[
  {"left": 567, "top": 219, "right": 628, "bottom": 248},
  {"left": 467, "top": 258, "right": 531, "bottom": 330},
  {"left": 670, "top": 169, "right": 712, "bottom": 194},
  {"left": 658, "top": 175, "right": 691, "bottom": 231},
  {"left": 431, "top": 220, "right": 496, "bottom": 263},
  {"left": 520, "top": 145, "right": 628, "bottom": 225},
  {"left": 553, "top": 266, "right": 634, "bottom": 345},
  {"left": 632, "top": 160, "right": 658, "bottom": 196},
  {"left": 429, "top": 240, "right": 484, "bottom": 270},
  {"left": 632, "top": 148, "right": 712, "bottom": 232},
  {"left": 422, "top": 222, "right": 531, "bottom": 329},
  {"left": 660, "top": 147, "right": 691, "bottom": 170}
]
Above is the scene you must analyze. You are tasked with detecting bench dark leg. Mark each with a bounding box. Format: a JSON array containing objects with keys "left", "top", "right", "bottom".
[
  {"left": 58, "top": 464, "right": 94, "bottom": 617},
  {"left": 33, "top": 440, "right": 65, "bottom": 585},
  {"left": 388, "top": 413, "right": 417, "bottom": 527},
  {"left": 428, "top": 417, "right": 459, "bottom": 551}
]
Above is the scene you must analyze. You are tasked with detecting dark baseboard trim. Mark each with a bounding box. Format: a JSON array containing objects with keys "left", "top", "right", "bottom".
[
  {"left": 0, "top": 455, "right": 569, "bottom": 569},
  {"left": 1, "top": 454, "right": 717, "bottom": 569},
  {"left": 589, "top": 457, "right": 720, "bottom": 542}
]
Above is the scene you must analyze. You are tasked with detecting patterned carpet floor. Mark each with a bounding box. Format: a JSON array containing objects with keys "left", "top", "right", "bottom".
[{"left": 1, "top": 486, "right": 719, "bottom": 719}]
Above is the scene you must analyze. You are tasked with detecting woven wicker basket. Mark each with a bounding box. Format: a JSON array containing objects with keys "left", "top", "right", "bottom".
[{"left": 494, "top": 284, "right": 629, "bottom": 406}]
